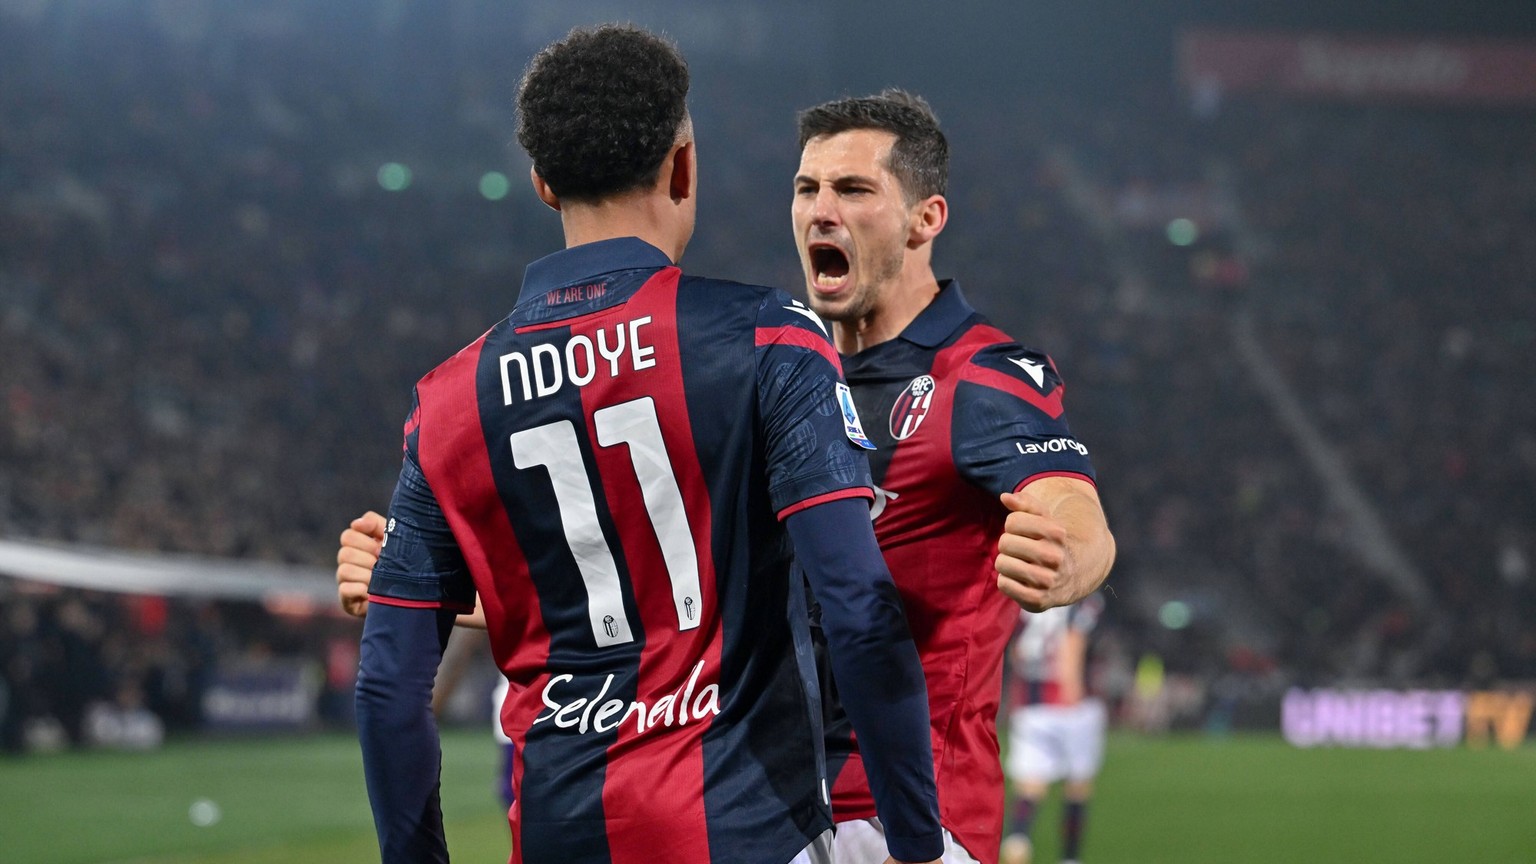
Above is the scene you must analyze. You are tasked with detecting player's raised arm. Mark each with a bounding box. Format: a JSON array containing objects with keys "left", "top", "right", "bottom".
[
  {"left": 355, "top": 401, "right": 478, "bottom": 863},
  {"left": 786, "top": 501, "right": 941, "bottom": 864},
  {"left": 755, "top": 292, "right": 942, "bottom": 864},
  {"left": 948, "top": 342, "right": 1115, "bottom": 611},
  {"left": 997, "top": 478, "right": 1114, "bottom": 612}
]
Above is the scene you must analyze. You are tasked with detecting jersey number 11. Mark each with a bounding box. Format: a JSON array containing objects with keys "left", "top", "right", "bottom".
[{"left": 510, "top": 396, "right": 702, "bottom": 647}]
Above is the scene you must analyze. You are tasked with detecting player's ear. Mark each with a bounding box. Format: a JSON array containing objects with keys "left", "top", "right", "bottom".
[
  {"left": 530, "top": 165, "right": 561, "bottom": 212},
  {"left": 908, "top": 193, "right": 947, "bottom": 247},
  {"left": 667, "top": 140, "right": 696, "bottom": 203}
]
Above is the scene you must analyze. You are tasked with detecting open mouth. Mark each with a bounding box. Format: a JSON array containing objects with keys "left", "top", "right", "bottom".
[{"left": 809, "top": 244, "right": 850, "bottom": 291}]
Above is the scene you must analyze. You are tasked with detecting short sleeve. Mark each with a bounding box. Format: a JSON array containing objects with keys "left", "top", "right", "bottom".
[
  {"left": 952, "top": 344, "right": 1096, "bottom": 496},
  {"left": 369, "top": 393, "right": 476, "bottom": 613},
  {"left": 753, "top": 291, "right": 875, "bottom": 518}
]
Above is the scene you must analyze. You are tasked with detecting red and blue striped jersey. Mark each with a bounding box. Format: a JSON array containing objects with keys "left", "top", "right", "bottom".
[
  {"left": 369, "top": 238, "right": 877, "bottom": 864},
  {"left": 820, "top": 280, "right": 1097, "bottom": 864}
]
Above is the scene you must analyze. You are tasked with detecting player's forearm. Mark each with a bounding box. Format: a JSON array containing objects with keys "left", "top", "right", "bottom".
[
  {"left": 786, "top": 500, "right": 944, "bottom": 863},
  {"left": 356, "top": 604, "right": 454, "bottom": 864},
  {"left": 1051, "top": 491, "right": 1116, "bottom": 605}
]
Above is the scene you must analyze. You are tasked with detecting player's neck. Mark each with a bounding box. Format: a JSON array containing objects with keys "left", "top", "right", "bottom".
[
  {"left": 831, "top": 265, "right": 941, "bottom": 356},
  {"left": 558, "top": 196, "right": 689, "bottom": 264}
]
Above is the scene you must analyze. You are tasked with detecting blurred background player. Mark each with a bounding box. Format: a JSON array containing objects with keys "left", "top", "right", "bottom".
[
  {"left": 790, "top": 91, "right": 1114, "bottom": 864},
  {"left": 999, "top": 595, "right": 1107, "bottom": 864},
  {"left": 354, "top": 23, "right": 942, "bottom": 864}
]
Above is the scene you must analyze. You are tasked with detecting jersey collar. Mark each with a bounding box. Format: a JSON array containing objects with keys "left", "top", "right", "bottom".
[
  {"left": 898, "top": 279, "right": 974, "bottom": 348},
  {"left": 520, "top": 237, "right": 673, "bottom": 301}
]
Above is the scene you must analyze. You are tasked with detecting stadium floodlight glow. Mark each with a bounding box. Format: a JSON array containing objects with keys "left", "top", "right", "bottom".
[
  {"left": 1166, "top": 217, "right": 1199, "bottom": 246},
  {"left": 480, "top": 171, "right": 511, "bottom": 201},
  {"left": 1158, "top": 600, "right": 1192, "bottom": 630},
  {"left": 377, "top": 162, "right": 412, "bottom": 192}
]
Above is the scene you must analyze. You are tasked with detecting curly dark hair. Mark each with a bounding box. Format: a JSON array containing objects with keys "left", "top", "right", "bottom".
[
  {"left": 796, "top": 89, "right": 948, "bottom": 203},
  {"left": 516, "top": 25, "right": 691, "bottom": 202}
]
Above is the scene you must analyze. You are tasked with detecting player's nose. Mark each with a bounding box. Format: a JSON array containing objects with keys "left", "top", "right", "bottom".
[{"left": 807, "top": 185, "right": 841, "bottom": 227}]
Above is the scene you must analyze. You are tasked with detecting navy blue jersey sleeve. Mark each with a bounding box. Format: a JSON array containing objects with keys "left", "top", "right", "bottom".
[
  {"left": 754, "top": 291, "right": 875, "bottom": 518},
  {"left": 786, "top": 498, "right": 943, "bottom": 862},
  {"left": 370, "top": 395, "right": 476, "bottom": 613},
  {"left": 356, "top": 602, "right": 457, "bottom": 863},
  {"left": 953, "top": 344, "right": 1096, "bottom": 496}
]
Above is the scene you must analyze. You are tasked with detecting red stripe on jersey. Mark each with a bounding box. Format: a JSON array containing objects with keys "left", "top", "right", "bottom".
[
  {"left": 412, "top": 334, "right": 551, "bottom": 857},
  {"left": 776, "top": 486, "right": 874, "bottom": 521},
  {"left": 959, "top": 365, "right": 1064, "bottom": 419},
  {"left": 577, "top": 269, "right": 717, "bottom": 864},
  {"left": 955, "top": 323, "right": 1065, "bottom": 419},
  {"left": 1013, "top": 471, "right": 1097, "bottom": 493},
  {"left": 366, "top": 595, "right": 476, "bottom": 614},
  {"left": 756, "top": 324, "right": 842, "bottom": 371}
]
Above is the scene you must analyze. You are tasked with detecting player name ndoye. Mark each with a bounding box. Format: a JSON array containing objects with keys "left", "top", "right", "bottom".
[{"left": 500, "top": 315, "right": 657, "bottom": 405}]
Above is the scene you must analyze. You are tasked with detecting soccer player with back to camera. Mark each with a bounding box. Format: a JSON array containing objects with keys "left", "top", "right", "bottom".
[
  {"left": 786, "top": 91, "right": 1115, "bottom": 864},
  {"left": 1000, "top": 595, "right": 1108, "bottom": 864},
  {"left": 352, "top": 26, "right": 942, "bottom": 864}
]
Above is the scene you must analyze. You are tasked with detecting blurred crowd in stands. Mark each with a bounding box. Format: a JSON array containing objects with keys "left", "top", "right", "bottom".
[
  {"left": 2, "top": 3, "right": 1533, "bottom": 749},
  {"left": 0, "top": 586, "right": 359, "bottom": 753}
]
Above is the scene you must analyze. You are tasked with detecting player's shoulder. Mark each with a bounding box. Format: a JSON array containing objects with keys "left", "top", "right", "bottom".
[
  {"left": 951, "top": 319, "right": 1048, "bottom": 371},
  {"left": 415, "top": 319, "right": 505, "bottom": 394},
  {"left": 675, "top": 272, "right": 779, "bottom": 303},
  {"left": 672, "top": 275, "right": 830, "bottom": 341},
  {"left": 947, "top": 320, "right": 1065, "bottom": 395}
]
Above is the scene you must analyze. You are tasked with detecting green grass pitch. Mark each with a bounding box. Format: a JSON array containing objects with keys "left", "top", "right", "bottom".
[{"left": 1, "top": 731, "right": 1532, "bottom": 863}]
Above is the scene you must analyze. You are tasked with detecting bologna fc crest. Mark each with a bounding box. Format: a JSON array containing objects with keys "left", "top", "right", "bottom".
[{"left": 890, "top": 375, "right": 936, "bottom": 440}]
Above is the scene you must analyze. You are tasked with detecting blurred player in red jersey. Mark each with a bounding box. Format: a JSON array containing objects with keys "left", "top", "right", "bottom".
[
  {"left": 352, "top": 26, "right": 942, "bottom": 864},
  {"left": 1000, "top": 597, "right": 1107, "bottom": 864}
]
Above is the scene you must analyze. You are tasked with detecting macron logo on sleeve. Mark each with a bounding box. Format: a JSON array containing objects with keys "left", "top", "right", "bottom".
[
  {"left": 1008, "top": 356, "right": 1047, "bottom": 389},
  {"left": 782, "top": 300, "right": 828, "bottom": 336}
]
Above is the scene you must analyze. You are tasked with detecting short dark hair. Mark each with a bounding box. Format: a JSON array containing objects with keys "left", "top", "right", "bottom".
[
  {"left": 796, "top": 89, "right": 948, "bottom": 202},
  {"left": 516, "top": 25, "right": 690, "bottom": 202}
]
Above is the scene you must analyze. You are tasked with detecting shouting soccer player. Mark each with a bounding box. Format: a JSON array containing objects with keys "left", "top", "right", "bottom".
[
  {"left": 789, "top": 92, "right": 1114, "bottom": 864},
  {"left": 352, "top": 27, "right": 942, "bottom": 864}
]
